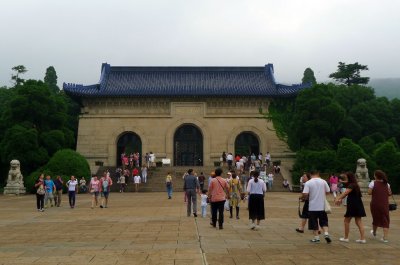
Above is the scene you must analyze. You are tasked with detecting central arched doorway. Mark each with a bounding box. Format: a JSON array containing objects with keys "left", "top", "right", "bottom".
[
  {"left": 116, "top": 132, "right": 142, "bottom": 166},
  {"left": 174, "top": 124, "right": 203, "bottom": 166},
  {"left": 234, "top": 132, "right": 260, "bottom": 156}
]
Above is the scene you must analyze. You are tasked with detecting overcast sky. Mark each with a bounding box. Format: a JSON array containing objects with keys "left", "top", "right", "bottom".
[{"left": 1, "top": 0, "right": 399, "bottom": 87}]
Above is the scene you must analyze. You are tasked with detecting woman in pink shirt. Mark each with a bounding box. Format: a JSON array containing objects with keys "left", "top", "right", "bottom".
[
  {"left": 89, "top": 175, "right": 101, "bottom": 209},
  {"left": 329, "top": 174, "right": 339, "bottom": 198},
  {"left": 208, "top": 168, "right": 230, "bottom": 230}
]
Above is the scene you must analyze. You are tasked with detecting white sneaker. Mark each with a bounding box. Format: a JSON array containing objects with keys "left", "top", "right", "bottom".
[
  {"left": 370, "top": 230, "right": 376, "bottom": 237},
  {"left": 250, "top": 223, "right": 256, "bottom": 230},
  {"left": 254, "top": 225, "right": 260, "bottom": 231},
  {"left": 381, "top": 238, "right": 389, "bottom": 243},
  {"left": 339, "top": 238, "right": 349, "bottom": 243},
  {"left": 356, "top": 239, "right": 366, "bottom": 244}
]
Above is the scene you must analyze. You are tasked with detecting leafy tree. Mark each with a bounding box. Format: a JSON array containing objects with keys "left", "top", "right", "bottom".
[
  {"left": 336, "top": 138, "right": 369, "bottom": 172},
  {"left": 0, "top": 124, "right": 49, "bottom": 175},
  {"left": 302, "top": 67, "right": 317, "bottom": 85},
  {"left": 373, "top": 141, "right": 400, "bottom": 193},
  {"left": 44, "top": 66, "right": 59, "bottom": 93},
  {"left": 329, "top": 62, "right": 370, "bottom": 86},
  {"left": 11, "top": 65, "right": 27, "bottom": 86}
]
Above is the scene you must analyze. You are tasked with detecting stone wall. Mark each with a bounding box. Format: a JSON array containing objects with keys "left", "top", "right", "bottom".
[{"left": 77, "top": 97, "right": 294, "bottom": 173}]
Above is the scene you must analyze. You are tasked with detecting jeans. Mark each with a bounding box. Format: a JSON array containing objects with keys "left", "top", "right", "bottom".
[
  {"left": 45, "top": 191, "right": 54, "bottom": 206},
  {"left": 142, "top": 174, "right": 147, "bottom": 183},
  {"left": 68, "top": 191, "right": 76, "bottom": 207},
  {"left": 186, "top": 189, "right": 197, "bottom": 216},
  {"left": 201, "top": 205, "right": 207, "bottom": 217},
  {"left": 54, "top": 190, "right": 62, "bottom": 207},
  {"left": 36, "top": 194, "right": 44, "bottom": 210},
  {"left": 166, "top": 185, "right": 173, "bottom": 197},
  {"left": 211, "top": 200, "right": 225, "bottom": 228}
]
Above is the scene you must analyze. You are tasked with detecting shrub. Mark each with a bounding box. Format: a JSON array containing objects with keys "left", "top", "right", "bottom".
[{"left": 25, "top": 149, "right": 90, "bottom": 193}]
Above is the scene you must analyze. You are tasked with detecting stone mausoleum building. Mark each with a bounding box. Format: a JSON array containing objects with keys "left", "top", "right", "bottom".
[{"left": 64, "top": 63, "right": 308, "bottom": 174}]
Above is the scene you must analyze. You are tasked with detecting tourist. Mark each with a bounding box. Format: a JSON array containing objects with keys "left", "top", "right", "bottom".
[
  {"left": 198, "top": 172, "right": 205, "bottom": 191},
  {"left": 35, "top": 174, "right": 45, "bottom": 212},
  {"left": 54, "top": 175, "right": 63, "bottom": 207},
  {"left": 89, "top": 175, "right": 100, "bottom": 208},
  {"left": 44, "top": 175, "right": 56, "bottom": 208},
  {"left": 296, "top": 173, "right": 311, "bottom": 233},
  {"left": 241, "top": 171, "right": 248, "bottom": 190},
  {"left": 119, "top": 173, "right": 126, "bottom": 192},
  {"left": 250, "top": 153, "right": 256, "bottom": 162},
  {"left": 265, "top": 152, "right": 271, "bottom": 167},
  {"left": 141, "top": 165, "right": 148, "bottom": 183},
  {"left": 267, "top": 172, "right": 274, "bottom": 190},
  {"left": 201, "top": 189, "right": 208, "bottom": 218},
  {"left": 115, "top": 168, "right": 122, "bottom": 184},
  {"left": 221, "top": 152, "right": 227, "bottom": 167},
  {"left": 368, "top": 170, "right": 392, "bottom": 243},
  {"left": 208, "top": 168, "right": 229, "bottom": 229},
  {"left": 274, "top": 165, "right": 281, "bottom": 174},
  {"left": 134, "top": 174, "right": 141, "bottom": 192},
  {"left": 301, "top": 170, "right": 331, "bottom": 243},
  {"left": 283, "top": 179, "right": 289, "bottom": 190},
  {"left": 334, "top": 172, "right": 366, "bottom": 243},
  {"left": 228, "top": 172, "right": 243, "bottom": 219},
  {"left": 79, "top": 177, "right": 87, "bottom": 193},
  {"left": 254, "top": 159, "right": 261, "bottom": 171},
  {"left": 66, "top": 176, "right": 78, "bottom": 209},
  {"left": 100, "top": 173, "right": 113, "bottom": 208},
  {"left": 165, "top": 172, "right": 173, "bottom": 199},
  {"left": 132, "top": 167, "right": 139, "bottom": 181},
  {"left": 227, "top": 153, "right": 233, "bottom": 170},
  {"left": 149, "top": 152, "right": 155, "bottom": 167},
  {"left": 247, "top": 171, "right": 266, "bottom": 230},
  {"left": 208, "top": 172, "right": 215, "bottom": 189},
  {"left": 183, "top": 169, "right": 200, "bottom": 217},
  {"left": 329, "top": 174, "right": 339, "bottom": 198},
  {"left": 235, "top": 159, "right": 243, "bottom": 175},
  {"left": 135, "top": 152, "right": 140, "bottom": 168},
  {"left": 145, "top": 153, "right": 150, "bottom": 168},
  {"left": 299, "top": 173, "right": 305, "bottom": 191},
  {"left": 122, "top": 154, "right": 129, "bottom": 169}
]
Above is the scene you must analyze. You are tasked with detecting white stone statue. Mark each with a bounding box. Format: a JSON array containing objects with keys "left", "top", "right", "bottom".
[
  {"left": 3, "top": 160, "right": 26, "bottom": 195},
  {"left": 355, "top": 158, "right": 370, "bottom": 193}
]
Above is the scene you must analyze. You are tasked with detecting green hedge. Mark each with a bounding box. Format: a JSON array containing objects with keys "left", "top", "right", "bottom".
[{"left": 25, "top": 149, "right": 90, "bottom": 193}]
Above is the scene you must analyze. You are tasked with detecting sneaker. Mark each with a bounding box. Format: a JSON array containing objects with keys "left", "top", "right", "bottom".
[
  {"left": 370, "top": 230, "right": 376, "bottom": 237},
  {"left": 296, "top": 228, "right": 304, "bottom": 233},
  {"left": 339, "top": 238, "right": 349, "bottom": 243},
  {"left": 310, "top": 238, "right": 320, "bottom": 243},
  {"left": 356, "top": 239, "right": 366, "bottom": 244},
  {"left": 254, "top": 225, "right": 260, "bottom": 231},
  {"left": 381, "top": 238, "right": 389, "bottom": 243},
  {"left": 250, "top": 223, "right": 256, "bottom": 230},
  {"left": 324, "top": 235, "right": 332, "bottom": 244},
  {"left": 236, "top": 216, "right": 240, "bottom": 220}
]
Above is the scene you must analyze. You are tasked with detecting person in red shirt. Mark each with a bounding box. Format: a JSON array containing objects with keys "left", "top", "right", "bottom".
[{"left": 235, "top": 155, "right": 241, "bottom": 162}]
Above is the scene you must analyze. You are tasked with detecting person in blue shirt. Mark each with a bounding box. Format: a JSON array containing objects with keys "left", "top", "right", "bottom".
[{"left": 44, "top": 175, "right": 56, "bottom": 208}]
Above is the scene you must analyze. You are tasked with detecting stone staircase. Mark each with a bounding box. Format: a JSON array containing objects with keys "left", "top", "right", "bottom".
[{"left": 95, "top": 165, "right": 290, "bottom": 192}]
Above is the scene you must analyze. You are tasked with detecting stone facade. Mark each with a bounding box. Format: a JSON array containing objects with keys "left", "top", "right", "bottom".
[{"left": 77, "top": 97, "right": 293, "bottom": 173}]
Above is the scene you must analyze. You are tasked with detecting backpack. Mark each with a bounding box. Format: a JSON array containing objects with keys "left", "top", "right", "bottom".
[
  {"left": 37, "top": 184, "right": 45, "bottom": 195},
  {"left": 102, "top": 179, "right": 109, "bottom": 191}
]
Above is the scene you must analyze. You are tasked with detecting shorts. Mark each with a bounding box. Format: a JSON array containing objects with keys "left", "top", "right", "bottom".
[
  {"left": 92, "top": 191, "right": 99, "bottom": 197},
  {"left": 101, "top": 191, "right": 109, "bottom": 198},
  {"left": 308, "top": 211, "right": 328, "bottom": 230}
]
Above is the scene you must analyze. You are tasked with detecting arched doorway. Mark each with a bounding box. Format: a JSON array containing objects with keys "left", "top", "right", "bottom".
[
  {"left": 116, "top": 132, "right": 142, "bottom": 166},
  {"left": 174, "top": 124, "right": 203, "bottom": 166},
  {"left": 234, "top": 132, "right": 260, "bottom": 156}
]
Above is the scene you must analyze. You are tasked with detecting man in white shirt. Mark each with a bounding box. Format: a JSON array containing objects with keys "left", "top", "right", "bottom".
[
  {"left": 302, "top": 170, "right": 331, "bottom": 243},
  {"left": 226, "top": 153, "right": 233, "bottom": 170}
]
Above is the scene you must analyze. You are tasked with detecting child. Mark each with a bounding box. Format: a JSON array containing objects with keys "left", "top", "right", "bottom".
[{"left": 201, "top": 190, "right": 208, "bottom": 218}]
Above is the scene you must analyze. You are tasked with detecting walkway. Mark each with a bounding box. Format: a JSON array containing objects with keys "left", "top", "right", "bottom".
[{"left": 0, "top": 192, "right": 399, "bottom": 264}]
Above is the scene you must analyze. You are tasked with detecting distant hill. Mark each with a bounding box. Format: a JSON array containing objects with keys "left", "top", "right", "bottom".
[{"left": 369, "top": 78, "right": 400, "bottom": 99}]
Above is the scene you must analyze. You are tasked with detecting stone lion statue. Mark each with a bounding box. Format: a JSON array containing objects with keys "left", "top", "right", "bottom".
[
  {"left": 7, "top": 160, "right": 24, "bottom": 185},
  {"left": 355, "top": 158, "right": 369, "bottom": 180}
]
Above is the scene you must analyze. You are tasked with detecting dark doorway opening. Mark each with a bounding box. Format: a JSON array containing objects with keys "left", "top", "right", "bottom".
[
  {"left": 174, "top": 124, "right": 203, "bottom": 166},
  {"left": 116, "top": 132, "right": 142, "bottom": 166},
  {"left": 234, "top": 132, "right": 260, "bottom": 156}
]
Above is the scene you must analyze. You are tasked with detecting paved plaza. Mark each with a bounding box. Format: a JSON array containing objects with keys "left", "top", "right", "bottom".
[{"left": 0, "top": 192, "right": 399, "bottom": 265}]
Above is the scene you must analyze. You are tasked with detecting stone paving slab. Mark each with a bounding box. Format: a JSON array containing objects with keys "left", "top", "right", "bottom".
[{"left": 0, "top": 192, "right": 399, "bottom": 265}]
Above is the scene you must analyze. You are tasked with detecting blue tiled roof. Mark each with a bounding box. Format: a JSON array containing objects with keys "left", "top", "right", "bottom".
[{"left": 63, "top": 63, "right": 310, "bottom": 98}]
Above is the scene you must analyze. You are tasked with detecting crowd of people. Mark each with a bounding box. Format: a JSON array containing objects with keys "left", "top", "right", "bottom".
[{"left": 296, "top": 169, "right": 393, "bottom": 243}]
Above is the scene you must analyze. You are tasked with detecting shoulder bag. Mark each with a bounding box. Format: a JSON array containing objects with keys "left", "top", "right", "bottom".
[{"left": 389, "top": 194, "right": 397, "bottom": 211}]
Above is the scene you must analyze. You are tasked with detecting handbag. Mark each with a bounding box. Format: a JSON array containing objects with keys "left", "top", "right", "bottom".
[
  {"left": 37, "top": 184, "right": 45, "bottom": 195},
  {"left": 324, "top": 198, "right": 332, "bottom": 214},
  {"left": 389, "top": 194, "right": 397, "bottom": 211}
]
